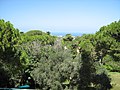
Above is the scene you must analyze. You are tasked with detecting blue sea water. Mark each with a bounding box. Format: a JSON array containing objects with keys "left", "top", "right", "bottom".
[{"left": 51, "top": 32, "right": 83, "bottom": 36}]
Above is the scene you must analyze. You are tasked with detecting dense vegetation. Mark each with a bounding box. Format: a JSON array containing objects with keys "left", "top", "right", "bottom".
[{"left": 0, "top": 19, "right": 120, "bottom": 90}]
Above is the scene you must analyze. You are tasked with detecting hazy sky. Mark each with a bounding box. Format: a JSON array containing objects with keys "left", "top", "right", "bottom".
[{"left": 0, "top": 0, "right": 120, "bottom": 33}]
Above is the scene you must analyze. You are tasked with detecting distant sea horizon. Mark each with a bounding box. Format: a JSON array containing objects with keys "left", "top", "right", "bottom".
[{"left": 51, "top": 32, "right": 84, "bottom": 37}]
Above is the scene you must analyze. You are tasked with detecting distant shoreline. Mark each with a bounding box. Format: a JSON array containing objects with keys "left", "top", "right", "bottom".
[{"left": 51, "top": 32, "right": 83, "bottom": 36}]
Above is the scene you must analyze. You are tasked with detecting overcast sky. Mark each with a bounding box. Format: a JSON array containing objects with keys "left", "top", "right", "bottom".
[{"left": 0, "top": 0, "right": 120, "bottom": 33}]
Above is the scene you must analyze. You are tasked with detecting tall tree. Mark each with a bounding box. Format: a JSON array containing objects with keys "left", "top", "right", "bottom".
[{"left": 0, "top": 19, "right": 22, "bottom": 87}]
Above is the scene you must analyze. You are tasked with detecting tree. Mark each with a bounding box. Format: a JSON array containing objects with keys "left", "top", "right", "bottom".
[
  {"left": 63, "top": 34, "right": 74, "bottom": 41},
  {"left": 77, "top": 33, "right": 112, "bottom": 90},
  {"left": 94, "top": 20, "right": 120, "bottom": 71},
  {"left": 0, "top": 19, "right": 21, "bottom": 62},
  {"left": 0, "top": 19, "right": 25, "bottom": 87}
]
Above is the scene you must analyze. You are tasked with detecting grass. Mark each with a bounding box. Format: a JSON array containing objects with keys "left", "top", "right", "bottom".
[{"left": 108, "top": 72, "right": 120, "bottom": 90}]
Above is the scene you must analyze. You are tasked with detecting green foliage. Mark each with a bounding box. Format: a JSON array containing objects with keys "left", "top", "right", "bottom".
[
  {"left": 30, "top": 46, "right": 80, "bottom": 89},
  {"left": 1, "top": 19, "right": 119, "bottom": 89},
  {"left": 21, "top": 30, "right": 56, "bottom": 46},
  {"left": 0, "top": 19, "right": 22, "bottom": 65},
  {"left": 0, "top": 61, "right": 12, "bottom": 87},
  {"left": 25, "top": 30, "right": 45, "bottom": 36},
  {"left": 0, "top": 19, "right": 23, "bottom": 87},
  {"left": 0, "top": 19, "right": 21, "bottom": 61},
  {"left": 77, "top": 36, "right": 111, "bottom": 90},
  {"left": 63, "top": 34, "right": 74, "bottom": 41},
  {"left": 94, "top": 20, "right": 120, "bottom": 72},
  {"left": 79, "top": 50, "right": 96, "bottom": 88}
]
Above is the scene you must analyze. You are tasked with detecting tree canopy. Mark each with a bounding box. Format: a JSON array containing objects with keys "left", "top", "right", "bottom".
[{"left": 1, "top": 19, "right": 120, "bottom": 89}]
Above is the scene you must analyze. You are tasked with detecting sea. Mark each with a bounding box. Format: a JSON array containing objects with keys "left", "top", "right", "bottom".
[{"left": 51, "top": 32, "right": 83, "bottom": 37}]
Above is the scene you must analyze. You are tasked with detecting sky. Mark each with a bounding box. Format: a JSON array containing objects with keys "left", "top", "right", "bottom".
[{"left": 0, "top": 0, "right": 120, "bottom": 33}]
